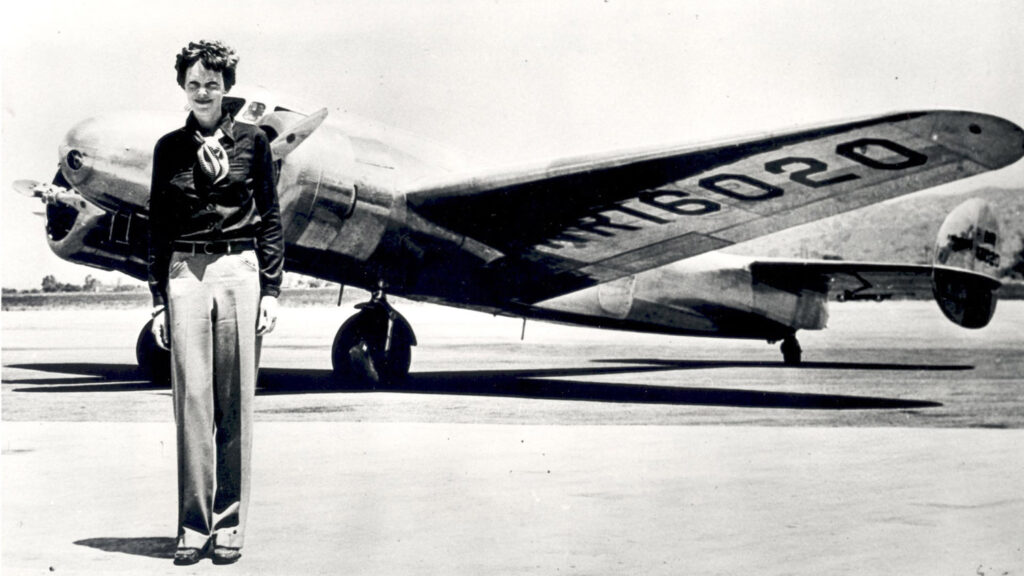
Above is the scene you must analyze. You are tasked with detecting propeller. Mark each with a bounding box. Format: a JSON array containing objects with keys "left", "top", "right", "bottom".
[
  {"left": 13, "top": 180, "right": 59, "bottom": 217},
  {"left": 13, "top": 179, "right": 49, "bottom": 199},
  {"left": 13, "top": 172, "right": 82, "bottom": 208},
  {"left": 270, "top": 107, "right": 328, "bottom": 161}
]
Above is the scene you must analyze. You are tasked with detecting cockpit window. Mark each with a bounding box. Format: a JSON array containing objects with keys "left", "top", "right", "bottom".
[
  {"left": 222, "top": 96, "right": 270, "bottom": 124},
  {"left": 240, "top": 101, "right": 267, "bottom": 123}
]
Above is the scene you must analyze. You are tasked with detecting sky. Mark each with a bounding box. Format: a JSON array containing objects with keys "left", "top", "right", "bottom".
[{"left": 2, "top": 0, "right": 1023, "bottom": 290}]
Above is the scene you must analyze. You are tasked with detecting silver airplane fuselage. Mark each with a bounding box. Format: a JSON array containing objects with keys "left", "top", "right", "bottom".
[{"left": 48, "top": 95, "right": 840, "bottom": 343}]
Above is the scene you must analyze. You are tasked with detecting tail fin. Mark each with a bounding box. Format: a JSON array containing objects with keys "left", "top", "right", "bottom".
[{"left": 931, "top": 198, "right": 1001, "bottom": 328}]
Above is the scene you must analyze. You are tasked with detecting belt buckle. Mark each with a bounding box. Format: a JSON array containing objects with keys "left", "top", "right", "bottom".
[{"left": 203, "top": 242, "right": 217, "bottom": 255}]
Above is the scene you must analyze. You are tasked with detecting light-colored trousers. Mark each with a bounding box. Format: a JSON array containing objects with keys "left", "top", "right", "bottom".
[{"left": 167, "top": 250, "right": 261, "bottom": 550}]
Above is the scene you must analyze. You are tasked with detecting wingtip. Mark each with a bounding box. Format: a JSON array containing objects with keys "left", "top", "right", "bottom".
[{"left": 909, "top": 110, "right": 1024, "bottom": 170}]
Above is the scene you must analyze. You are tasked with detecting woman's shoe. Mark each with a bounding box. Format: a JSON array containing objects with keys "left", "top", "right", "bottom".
[
  {"left": 211, "top": 546, "right": 242, "bottom": 565},
  {"left": 172, "top": 547, "right": 204, "bottom": 566}
]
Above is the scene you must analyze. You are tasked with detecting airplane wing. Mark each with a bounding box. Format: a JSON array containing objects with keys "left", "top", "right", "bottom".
[
  {"left": 406, "top": 110, "right": 1023, "bottom": 302},
  {"left": 746, "top": 259, "right": 1000, "bottom": 301}
]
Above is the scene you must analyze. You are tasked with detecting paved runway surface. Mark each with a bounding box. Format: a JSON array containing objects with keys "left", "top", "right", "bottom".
[{"left": 3, "top": 301, "right": 1023, "bottom": 574}]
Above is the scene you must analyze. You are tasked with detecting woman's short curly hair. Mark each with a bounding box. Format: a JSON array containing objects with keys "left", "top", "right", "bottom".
[{"left": 175, "top": 40, "right": 239, "bottom": 91}]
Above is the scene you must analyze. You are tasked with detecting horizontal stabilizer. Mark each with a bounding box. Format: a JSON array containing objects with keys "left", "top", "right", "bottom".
[
  {"left": 748, "top": 259, "right": 998, "bottom": 302},
  {"left": 748, "top": 256, "right": 1001, "bottom": 330}
]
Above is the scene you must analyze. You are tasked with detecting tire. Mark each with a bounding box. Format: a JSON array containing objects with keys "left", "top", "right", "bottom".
[
  {"left": 136, "top": 319, "right": 171, "bottom": 386},
  {"left": 331, "top": 309, "right": 412, "bottom": 387}
]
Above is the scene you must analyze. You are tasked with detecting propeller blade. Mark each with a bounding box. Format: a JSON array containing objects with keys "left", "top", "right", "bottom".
[
  {"left": 14, "top": 172, "right": 75, "bottom": 205},
  {"left": 270, "top": 107, "right": 328, "bottom": 161},
  {"left": 13, "top": 179, "right": 46, "bottom": 198}
]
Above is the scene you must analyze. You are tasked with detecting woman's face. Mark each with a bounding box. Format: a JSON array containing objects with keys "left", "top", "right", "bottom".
[{"left": 183, "top": 61, "right": 226, "bottom": 128}]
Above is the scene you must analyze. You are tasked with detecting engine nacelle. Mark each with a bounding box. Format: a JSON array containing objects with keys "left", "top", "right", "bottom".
[
  {"left": 535, "top": 252, "right": 826, "bottom": 339},
  {"left": 39, "top": 172, "right": 149, "bottom": 280},
  {"left": 931, "top": 198, "right": 1001, "bottom": 328}
]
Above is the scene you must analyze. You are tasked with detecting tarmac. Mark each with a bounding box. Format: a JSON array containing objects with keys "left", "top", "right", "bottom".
[{"left": 3, "top": 301, "right": 1023, "bottom": 575}]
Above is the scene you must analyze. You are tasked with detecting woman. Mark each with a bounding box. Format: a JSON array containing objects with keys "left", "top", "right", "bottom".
[{"left": 147, "top": 40, "right": 284, "bottom": 566}]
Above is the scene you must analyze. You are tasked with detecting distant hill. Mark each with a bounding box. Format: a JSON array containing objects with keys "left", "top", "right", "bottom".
[{"left": 724, "top": 187, "right": 1024, "bottom": 270}]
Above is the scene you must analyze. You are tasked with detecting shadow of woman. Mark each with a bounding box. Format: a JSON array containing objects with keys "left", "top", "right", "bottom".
[{"left": 74, "top": 536, "right": 175, "bottom": 559}]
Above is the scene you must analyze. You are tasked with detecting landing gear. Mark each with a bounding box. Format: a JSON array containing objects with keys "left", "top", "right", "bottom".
[
  {"left": 332, "top": 291, "right": 415, "bottom": 387},
  {"left": 780, "top": 333, "right": 802, "bottom": 365},
  {"left": 135, "top": 319, "right": 171, "bottom": 386}
]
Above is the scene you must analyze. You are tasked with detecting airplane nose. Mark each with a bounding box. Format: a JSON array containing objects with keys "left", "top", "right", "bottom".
[
  {"left": 58, "top": 117, "right": 100, "bottom": 188},
  {"left": 56, "top": 112, "right": 180, "bottom": 212}
]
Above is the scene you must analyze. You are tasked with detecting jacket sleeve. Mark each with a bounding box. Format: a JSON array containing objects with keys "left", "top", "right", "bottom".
[
  {"left": 252, "top": 129, "right": 285, "bottom": 298},
  {"left": 147, "top": 137, "right": 173, "bottom": 308}
]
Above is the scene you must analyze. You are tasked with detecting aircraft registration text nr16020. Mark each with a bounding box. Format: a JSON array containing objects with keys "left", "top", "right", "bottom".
[{"left": 538, "top": 136, "right": 930, "bottom": 251}]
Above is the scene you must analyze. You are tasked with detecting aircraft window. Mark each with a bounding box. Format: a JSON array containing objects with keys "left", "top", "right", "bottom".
[{"left": 240, "top": 101, "right": 267, "bottom": 123}]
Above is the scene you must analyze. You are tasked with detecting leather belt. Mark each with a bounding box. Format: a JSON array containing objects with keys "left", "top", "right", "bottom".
[{"left": 172, "top": 239, "right": 256, "bottom": 255}]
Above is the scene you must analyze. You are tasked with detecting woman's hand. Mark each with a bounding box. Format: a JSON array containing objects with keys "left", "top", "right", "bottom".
[
  {"left": 257, "top": 295, "right": 279, "bottom": 336},
  {"left": 151, "top": 307, "right": 170, "bottom": 350}
]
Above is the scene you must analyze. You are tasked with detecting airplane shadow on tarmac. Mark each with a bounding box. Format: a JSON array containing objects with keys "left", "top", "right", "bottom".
[{"left": 8, "top": 358, "right": 963, "bottom": 409}]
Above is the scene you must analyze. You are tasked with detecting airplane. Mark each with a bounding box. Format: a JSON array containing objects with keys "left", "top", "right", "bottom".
[{"left": 14, "top": 86, "right": 1023, "bottom": 385}]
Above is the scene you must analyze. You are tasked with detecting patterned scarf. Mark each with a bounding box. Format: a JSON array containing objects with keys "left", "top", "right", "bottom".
[{"left": 194, "top": 129, "right": 229, "bottom": 185}]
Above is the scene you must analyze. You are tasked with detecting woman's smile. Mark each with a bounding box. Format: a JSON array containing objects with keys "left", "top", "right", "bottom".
[{"left": 183, "top": 61, "right": 226, "bottom": 128}]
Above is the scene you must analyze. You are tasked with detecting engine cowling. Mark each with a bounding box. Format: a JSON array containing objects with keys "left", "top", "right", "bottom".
[
  {"left": 931, "top": 198, "right": 1001, "bottom": 328},
  {"left": 37, "top": 171, "right": 149, "bottom": 280}
]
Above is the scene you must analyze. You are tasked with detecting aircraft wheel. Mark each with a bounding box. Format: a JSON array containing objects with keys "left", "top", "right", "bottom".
[
  {"left": 332, "top": 308, "right": 412, "bottom": 387},
  {"left": 135, "top": 319, "right": 171, "bottom": 386},
  {"left": 780, "top": 334, "right": 802, "bottom": 365}
]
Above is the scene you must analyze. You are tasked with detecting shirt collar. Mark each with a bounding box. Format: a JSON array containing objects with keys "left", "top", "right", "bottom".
[{"left": 184, "top": 108, "right": 236, "bottom": 143}]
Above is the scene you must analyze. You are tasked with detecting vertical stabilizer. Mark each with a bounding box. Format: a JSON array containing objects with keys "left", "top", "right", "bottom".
[{"left": 932, "top": 198, "right": 1001, "bottom": 328}]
